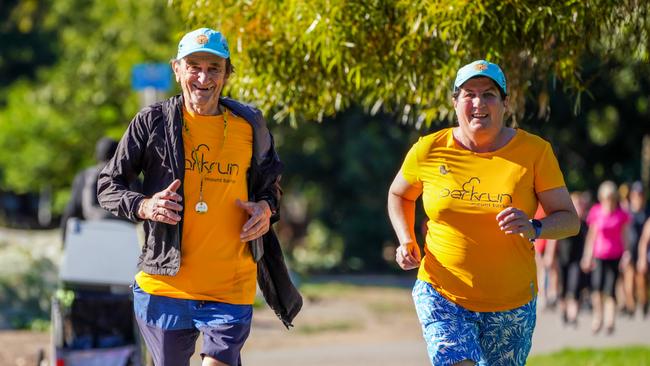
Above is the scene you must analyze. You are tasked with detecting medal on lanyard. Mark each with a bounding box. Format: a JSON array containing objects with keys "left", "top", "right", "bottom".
[
  {"left": 195, "top": 176, "right": 208, "bottom": 213},
  {"left": 195, "top": 202, "right": 208, "bottom": 213},
  {"left": 183, "top": 107, "right": 228, "bottom": 214}
]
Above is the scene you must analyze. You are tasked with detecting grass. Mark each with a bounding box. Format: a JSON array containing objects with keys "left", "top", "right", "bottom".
[
  {"left": 527, "top": 346, "right": 650, "bottom": 365},
  {"left": 366, "top": 300, "right": 412, "bottom": 315},
  {"left": 296, "top": 320, "right": 363, "bottom": 334},
  {"left": 299, "top": 282, "right": 362, "bottom": 301}
]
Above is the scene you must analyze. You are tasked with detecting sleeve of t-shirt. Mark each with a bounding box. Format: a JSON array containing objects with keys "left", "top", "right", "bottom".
[
  {"left": 534, "top": 142, "right": 566, "bottom": 193},
  {"left": 400, "top": 138, "right": 422, "bottom": 185}
]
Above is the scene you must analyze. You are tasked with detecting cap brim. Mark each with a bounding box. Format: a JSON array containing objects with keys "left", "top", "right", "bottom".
[
  {"left": 455, "top": 74, "right": 506, "bottom": 96},
  {"left": 177, "top": 48, "right": 230, "bottom": 60}
]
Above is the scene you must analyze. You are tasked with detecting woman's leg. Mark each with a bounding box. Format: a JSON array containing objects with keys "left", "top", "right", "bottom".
[
  {"left": 479, "top": 298, "right": 537, "bottom": 366},
  {"left": 412, "top": 280, "right": 483, "bottom": 366}
]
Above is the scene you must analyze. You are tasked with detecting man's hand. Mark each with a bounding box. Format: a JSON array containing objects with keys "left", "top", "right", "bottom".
[
  {"left": 396, "top": 242, "right": 421, "bottom": 270},
  {"left": 138, "top": 180, "right": 183, "bottom": 224},
  {"left": 237, "top": 199, "right": 272, "bottom": 242}
]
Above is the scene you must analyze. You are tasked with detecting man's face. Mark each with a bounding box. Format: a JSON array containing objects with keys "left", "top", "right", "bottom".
[
  {"left": 453, "top": 77, "right": 507, "bottom": 136},
  {"left": 173, "top": 52, "right": 228, "bottom": 115}
]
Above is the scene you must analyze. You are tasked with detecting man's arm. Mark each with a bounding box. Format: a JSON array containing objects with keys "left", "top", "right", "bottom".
[
  {"left": 97, "top": 114, "right": 148, "bottom": 222},
  {"left": 240, "top": 130, "right": 283, "bottom": 241},
  {"left": 253, "top": 132, "right": 283, "bottom": 222}
]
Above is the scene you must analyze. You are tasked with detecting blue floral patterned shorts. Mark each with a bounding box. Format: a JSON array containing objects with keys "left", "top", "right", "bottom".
[{"left": 412, "top": 280, "right": 536, "bottom": 366}]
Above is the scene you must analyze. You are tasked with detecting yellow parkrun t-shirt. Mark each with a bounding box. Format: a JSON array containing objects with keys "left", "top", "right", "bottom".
[
  {"left": 401, "top": 128, "right": 566, "bottom": 312},
  {"left": 136, "top": 107, "right": 256, "bottom": 304}
]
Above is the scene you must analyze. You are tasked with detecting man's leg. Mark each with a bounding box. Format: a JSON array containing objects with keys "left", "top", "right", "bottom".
[
  {"left": 193, "top": 301, "right": 253, "bottom": 366},
  {"left": 203, "top": 355, "right": 229, "bottom": 366},
  {"left": 132, "top": 283, "right": 199, "bottom": 366},
  {"left": 136, "top": 316, "right": 199, "bottom": 366}
]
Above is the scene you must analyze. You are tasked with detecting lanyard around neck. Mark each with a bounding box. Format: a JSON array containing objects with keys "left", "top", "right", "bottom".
[{"left": 182, "top": 106, "right": 229, "bottom": 214}]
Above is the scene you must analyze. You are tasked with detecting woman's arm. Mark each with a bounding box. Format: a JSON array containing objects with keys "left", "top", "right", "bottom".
[
  {"left": 581, "top": 225, "right": 596, "bottom": 272},
  {"left": 536, "top": 187, "right": 580, "bottom": 240},
  {"left": 497, "top": 187, "right": 579, "bottom": 241},
  {"left": 387, "top": 170, "right": 423, "bottom": 270}
]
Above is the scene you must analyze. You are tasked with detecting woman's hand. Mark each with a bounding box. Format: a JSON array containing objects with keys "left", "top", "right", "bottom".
[
  {"left": 396, "top": 242, "right": 421, "bottom": 270},
  {"left": 580, "top": 256, "right": 594, "bottom": 273},
  {"left": 496, "top": 207, "right": 536, "bottom": 240}
]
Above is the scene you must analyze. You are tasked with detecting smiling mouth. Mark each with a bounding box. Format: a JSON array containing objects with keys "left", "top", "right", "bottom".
[
  {"left": 472, "top": 113, "right": 488, "bottom": 119},
  {"left": 192, "top": 84, "right": 215, "bottom": 92}
]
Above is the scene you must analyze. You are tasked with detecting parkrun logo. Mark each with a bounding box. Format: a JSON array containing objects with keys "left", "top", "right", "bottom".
[
  {"left": 439, "top": 177, "right": 512, "bottom": 208},
  {"left": 185, "top": 144, "right": 240, "bottom": 177}
]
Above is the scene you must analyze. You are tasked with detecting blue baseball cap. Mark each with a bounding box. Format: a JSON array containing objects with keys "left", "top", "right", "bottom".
[
  {"left": 176, "top": 28, "right": 230, "bottom": 60},
  {"left": 454, "top": 60, "right": 507, "bottom": 96}
]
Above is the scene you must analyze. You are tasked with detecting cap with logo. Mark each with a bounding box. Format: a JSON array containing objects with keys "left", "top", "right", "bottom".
[
  {"left": 453, "top": 60, "right": 507, "bottom": 96},
  {"left": 176, "top": 28, "right": 230, "bottom": 60}
]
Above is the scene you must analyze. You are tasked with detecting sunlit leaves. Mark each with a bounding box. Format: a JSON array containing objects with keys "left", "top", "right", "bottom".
[
  {"left": 587, "top": 105, "right": 620, "bottom": 146},
  {"left": 0, "top": 0, "right": 182, "bottom": 209},
  {"left": 172, "top": 0, "right": 649, "bottom": 127}
]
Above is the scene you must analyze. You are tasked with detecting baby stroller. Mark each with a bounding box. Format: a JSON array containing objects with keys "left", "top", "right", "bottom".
[{"left": 51, "top": 218, "right": 145, "bottom": 366}]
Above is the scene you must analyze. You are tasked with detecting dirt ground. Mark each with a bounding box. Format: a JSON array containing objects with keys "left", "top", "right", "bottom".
[
  {"left": 0, "top": 282, "right": 424, "bottom": 366},
  {"left": 0, "top": 330, "right": 49, "bottom": 366},
  {"left": 0, "top": 223, "right": 648, "bottom": 365},
  {"left": 3, "top": 279, "right": 650, "bottom": 366}
]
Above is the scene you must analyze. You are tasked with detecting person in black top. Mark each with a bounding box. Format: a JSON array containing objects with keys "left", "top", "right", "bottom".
[
  {"left": 625, "top": 181, "right": 650, "bottom": 316},
  {"left": 60, "top": 137, "right": 119, "bottom": 242},
  {"left": 546, "top": 191, "right": 592, "bottom": 326}
]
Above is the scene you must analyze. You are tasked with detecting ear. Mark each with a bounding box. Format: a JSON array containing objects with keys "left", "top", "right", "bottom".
[{"left": 171, "top": 60, "right": 181, "bottom": 82}]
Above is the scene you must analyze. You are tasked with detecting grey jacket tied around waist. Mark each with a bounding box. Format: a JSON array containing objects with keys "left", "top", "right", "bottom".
[{"left": 97, "top": 94, "right": 302, "bottom": 327}]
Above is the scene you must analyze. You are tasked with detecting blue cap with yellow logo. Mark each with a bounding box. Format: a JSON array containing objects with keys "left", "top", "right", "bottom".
[
  {"left": 454, "top": 60, "right": 507, "bottom": 96},
  {"left": 176, "top": 28, "right": 230, "bottom": 60}
]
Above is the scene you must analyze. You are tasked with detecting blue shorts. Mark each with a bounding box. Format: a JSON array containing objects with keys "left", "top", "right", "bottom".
[
  {"left": 412, "top": 280, "right": 536, "bottom": 366},
  {"left": 133, "top": 282, "right": 252, "bottom": 366}
]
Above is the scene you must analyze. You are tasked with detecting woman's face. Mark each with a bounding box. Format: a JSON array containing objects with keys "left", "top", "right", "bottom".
[
  {"left": 600, "top": 192, "right": 618, "bottom": 209},
  {"left": 453, "top": 77, "right": 508, "bottom": 138}
]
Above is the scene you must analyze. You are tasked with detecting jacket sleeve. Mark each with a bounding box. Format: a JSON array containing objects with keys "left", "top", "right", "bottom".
[
  {"left": 255, "top": 133, "right": 283, "bottom": 223},
  {"left": 97, "top": 111, "right": 149, "bottom": 222},
  {"left": 257, "top": 229, "right": 303, "bottom": 328},
  {"left": 247, "top": 106, "right": 282, "bottom": 222}
]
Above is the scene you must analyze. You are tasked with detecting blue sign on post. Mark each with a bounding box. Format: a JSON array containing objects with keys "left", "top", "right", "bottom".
[{"left": 131, "top": 63, "right": 173, "bottom": 91}]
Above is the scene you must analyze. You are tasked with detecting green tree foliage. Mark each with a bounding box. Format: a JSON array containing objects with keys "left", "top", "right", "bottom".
[
  {"left": 274, "top": 108, "right": 423, "bottom": 272},
  {"left": 174, "top": 0, "right": 648, "bottom": 126},
  {"left": 0, "top": 0, "right": 57, "bottom": 93},
  {"left": 529, "top": 58, "right": 650, "bottom": 191},
  {"left": 0, "top": 0, "right": 182, "bottom": 210}
]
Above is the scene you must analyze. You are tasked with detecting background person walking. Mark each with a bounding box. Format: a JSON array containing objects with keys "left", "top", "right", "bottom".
[{"left": 581, "top": 180, "right": 631, "bottom": 334}]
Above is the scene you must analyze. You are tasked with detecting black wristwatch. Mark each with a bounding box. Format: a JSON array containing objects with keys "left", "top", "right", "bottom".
[{"left": 529, "top": 219, "right": 542, "bottom": 242}]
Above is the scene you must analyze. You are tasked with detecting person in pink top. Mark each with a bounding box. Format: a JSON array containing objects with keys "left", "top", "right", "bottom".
[{"left": 581, "top": 180, "right": 631, "bottom": 334}]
